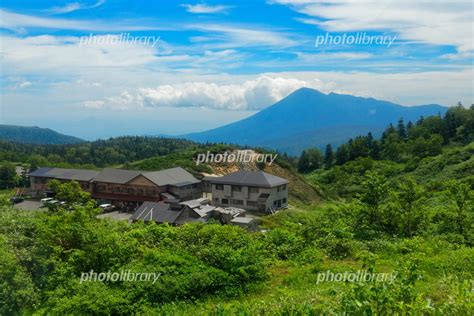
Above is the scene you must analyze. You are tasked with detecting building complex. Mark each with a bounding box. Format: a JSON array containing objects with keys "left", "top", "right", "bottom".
[{"left": 28, "top": 167, "right": 289, "bottom": 220}]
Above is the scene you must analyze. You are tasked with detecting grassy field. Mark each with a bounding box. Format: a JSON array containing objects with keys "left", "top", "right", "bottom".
[{"left": 145, "top": 205, "right": 473, "bottom": 315}]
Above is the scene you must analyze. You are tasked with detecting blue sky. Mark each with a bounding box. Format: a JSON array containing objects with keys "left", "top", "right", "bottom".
[{"left": 1, "top": 0, "right": 472, "bottom": 139}]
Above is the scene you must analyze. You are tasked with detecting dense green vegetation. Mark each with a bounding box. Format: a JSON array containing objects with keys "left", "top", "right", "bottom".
[
  {"left": 1, "top": 167, "right": 472, "bottom": 314},
  {"left": 299, "top": 104, "right": 473, "bottom": 173},
  {"left": 0, "top": 136, "right": 201, "bottom": 168},
  {"left": 0, "top": 105, "right": 473, "bottom": 314}
]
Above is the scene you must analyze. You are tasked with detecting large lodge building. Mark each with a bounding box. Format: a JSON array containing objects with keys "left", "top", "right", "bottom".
[
  {"left": 29, "top": 167, "right": 202, "bottom": 210},
  {"left": 29, "top": 167, "right": 289, "bottom": 213}
]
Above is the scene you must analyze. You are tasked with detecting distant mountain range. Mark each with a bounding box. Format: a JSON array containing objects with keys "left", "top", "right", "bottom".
[
  {"left": 184, "top": 88, "right": 448, "bottom": 155},
  {"left": 0, "top": 125, "right": 84, "bottom": 145}
]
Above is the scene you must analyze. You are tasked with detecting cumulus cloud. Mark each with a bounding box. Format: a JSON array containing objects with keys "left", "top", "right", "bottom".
[{"left": 85, "top": 76, "right": 325, "bottom": 111}]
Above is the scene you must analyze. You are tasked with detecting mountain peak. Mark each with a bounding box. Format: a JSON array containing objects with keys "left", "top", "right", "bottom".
[
  {"left": 290, "top": 87, "right": 324, "bottom": 97},
  {"left": 185, "top": 93, "right": 447, "bottom": 155}
]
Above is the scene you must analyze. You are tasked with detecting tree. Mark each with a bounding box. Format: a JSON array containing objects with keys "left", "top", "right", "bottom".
[
  {"left": 397, "top": 118, "right": 407, "bottom": 139},
  {"left": 336, "top": 144, "right": 350, "bottom": 165},
  {"left": 366, "top": 132, "right": 374, "bottom": 149},
  {"left": 381, "top": 133, "right": 403, "bottom": 161},
  {"left": 445, "top": 180, "right": 473, "bottom": 238},
  {"left": 369, "top": 140, "right": 381, "bottom": 160},
  {"left": 298, "top": 150, "right": 310, "bottom": 173},
  {"left": 358, "top": 171, "right": 389, "bottom": 233},
  {"left": 308, "top": 148, "right": 324, "bottom": 171},
  {"left": 349, "top": 137, "right": 370, "bottom": 160},
  {"left": 0, "top": 236, "right": 38, "bottom": 314},
  {"left": 48, "top": 180, "right": 95, "bottom": 209},
  {"left": 381, "top": 123, "right": 397, "bottom": 145},
  {"left": 416, "top": 116, "right": 424, "bottom": 125},
  {"left": 395, "top": 177, "right": 426, "bottom": 237},
  {"left": 298, "top": 148, "right": 323, "bottom": 173},
  {"left": 324, "top": 144, "right": 334, "bottom": 168},
  {"left": 0, "top": 164, "right": 17, "bottom": 189}
]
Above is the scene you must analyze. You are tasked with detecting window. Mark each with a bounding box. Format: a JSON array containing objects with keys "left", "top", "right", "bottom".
[
  {"left": 231, "top": 199, "right": 244, "bottom": 205},
  {"left": 127, "top": 188, "right": 135, "bottom": 194},
  {"left": 282, "top": 184, "right": 287, "bottom": 191},
  {"left": 213, "top": 198, "right": 219, "bottom": 203},
  {"left": 247, "top": 200, "right": 258, "bottom": 207},
  {"left": 249, "top": 187, "right": 259, "bottom": 194},
  {"left": 277, "top": 186, "right": 281, "bottom": 192},
  {"left": 282, "top": 198, "right": 287, "bottom": 204},
  {"left": 215, "top": 184, "right": 224, "bottom": 190},
  {"left": 222, "top": 198, "right": 229, "bottom": 204},
  {"left": 232, "top": 185, "right": 241, "bottom": 192}
]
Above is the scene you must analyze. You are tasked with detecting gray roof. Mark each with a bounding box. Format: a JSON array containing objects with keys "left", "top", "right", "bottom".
[
  {"left": 206, "top": 170, "right": 288, "bottom": 187},
  {"left": 193, "top": 205, "right": 216, "bottom": 217},
  {"left": 160, "top": 192, "right": 180, "bottom": 203},
  {"left": 92, "top": 168, "right": 141, "bottom": 184},
  {"left": 231, "top": 217, "right": 255, "bottom": 224},
  {"left": 29, "top": 166, "right": 200, "bottom": 187},
  {"left": 144, "top": 167, "right": 200, "bottom": 187},
  {"left": 28, "top": 167, "right": 99, "bottom": 182},
  {"left": 179, "top": 197, "right": 209, "bottom": 209},
  {"left": 131, "top": 201, "right": 183, "bottom": 224}
]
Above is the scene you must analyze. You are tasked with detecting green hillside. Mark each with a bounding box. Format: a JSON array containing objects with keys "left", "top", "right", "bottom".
[{"left": 0, "top": 125, "right": 84, "bottom": 145}]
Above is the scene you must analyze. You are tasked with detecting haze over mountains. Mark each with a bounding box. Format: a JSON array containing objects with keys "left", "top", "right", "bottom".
[
  {"left": 1, "top": 88, "right": 448, "bottom": 153},
  {"left": 0, "top": 125, "right": 84, "bottom": 145},
  {"left": 184, "top": 88, "right": 448, "bottom": 154}
]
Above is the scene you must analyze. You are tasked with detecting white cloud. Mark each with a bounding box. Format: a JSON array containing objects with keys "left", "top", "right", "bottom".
[
  {"left": 83, "top": 100, "right": 105, "bottom": 109},
  {"left": 5, "top": 78, "right": 33, "bottom": 89},
  {"left": 81, "top": 68, "right": 473, "bottom": 113},
  {"left": 0, "top": 35, "right": 159, "bottom": 75},
  {"left": 295, "top": 51, "right": 373, "bottom": 63},
  {"left": 181, "top": 3, "right": 233, "bottom": 14},
  {"left": 0, "top": 9, "right": 297, "bottom": 49},
  {"left": 190, "top": 23, "right": 298, "bottom": 48},
  {"left": 46, "top": 0, "right": 106, "bottom": 14},
  {"left": 47, "top": 3, "right": 83, "bottom": 14},
  {"left": 273, "top": 0, "right": 474, "bottom": 54},
  {"left": 84, "top": 76, "right": 325, "bottom": 110},
  {"left": 0, "top": 9, "right": 171, "bottom": 32}
]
